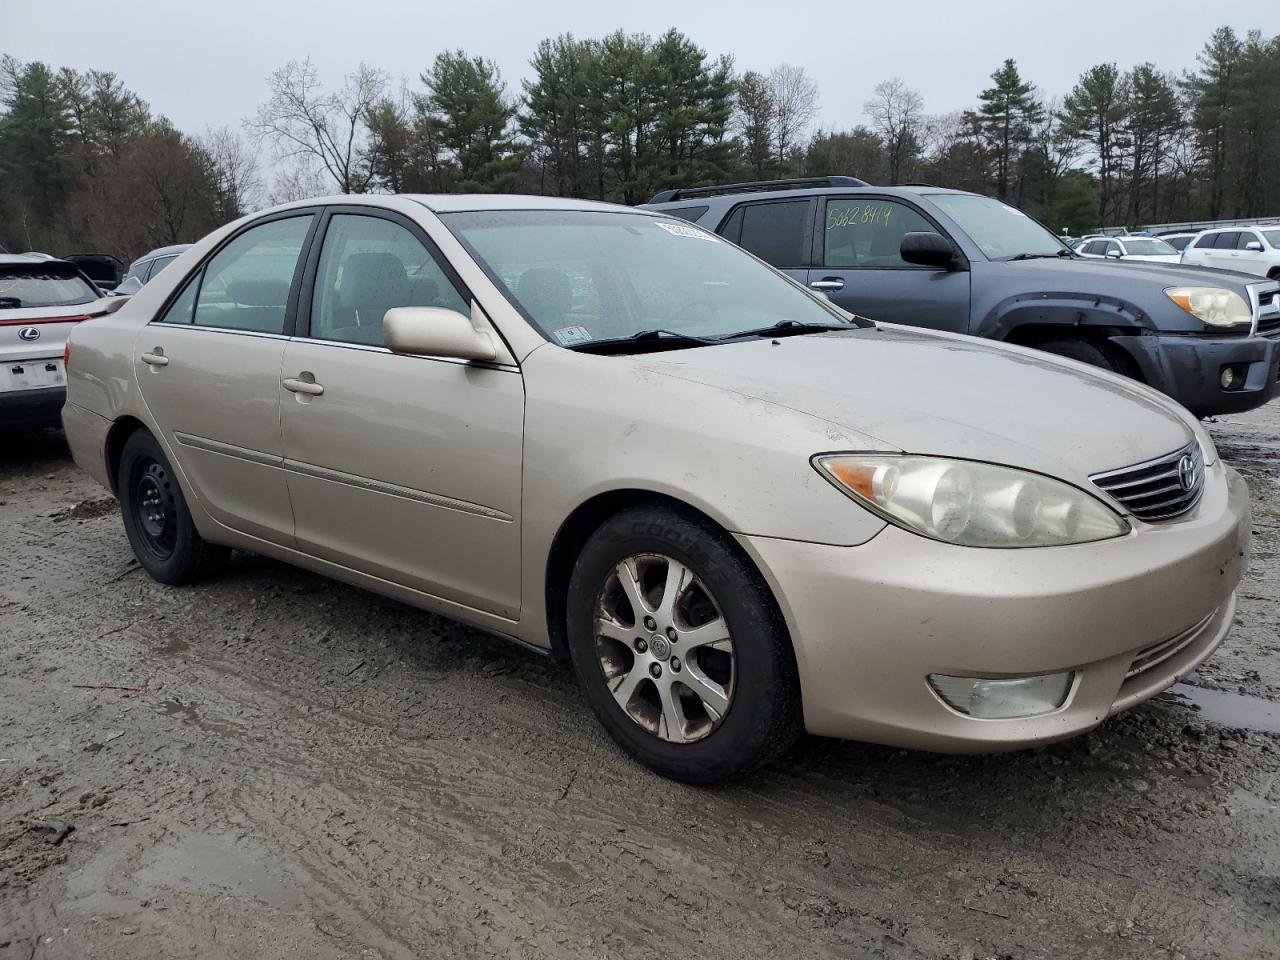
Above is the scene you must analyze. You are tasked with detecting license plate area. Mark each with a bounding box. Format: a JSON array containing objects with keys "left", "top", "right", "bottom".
[{"left": 3, "top": 357, "right": 65, "bottom": 392}]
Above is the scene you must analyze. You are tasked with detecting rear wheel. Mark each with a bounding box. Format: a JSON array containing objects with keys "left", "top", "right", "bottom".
[
  {"left": 118, "top": 430, "right": 229, "bottom": 584},
  {"left": 1037, "top": 337, "right": 1134, "bottom": 378},
  {"left": 566, "top": 505, "right": 800, "bottom": 783}
]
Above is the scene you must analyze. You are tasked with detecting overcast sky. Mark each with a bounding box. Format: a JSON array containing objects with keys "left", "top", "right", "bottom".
[{"left": 7, "top": 1, "right": 1279, "bottom": 143}]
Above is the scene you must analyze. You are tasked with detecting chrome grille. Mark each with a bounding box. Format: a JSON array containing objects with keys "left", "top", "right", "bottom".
[
  {"left": 1249, "top": 283, "right": 1280, "bottom": 335},
  {"left": 1125, "top": 608, "right": 1217, "bottom": 680},
  {"left": 1089, "top": 441, "right": 1204, "bottom": 522}
]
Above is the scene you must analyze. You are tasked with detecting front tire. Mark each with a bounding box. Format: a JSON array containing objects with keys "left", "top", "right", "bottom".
[
  {"left": 118, "top": 430, "right": 229, "bottom": 585},
  {"left": 566, "top": 505, "right": 800, "bottom": 783},
  {"left": 1037, "top": 337, "right": 1135, "bottom": 377}
]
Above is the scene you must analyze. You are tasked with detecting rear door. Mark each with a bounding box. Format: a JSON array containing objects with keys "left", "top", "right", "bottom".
[
  {"left": 134, "top": 211, "right": 317, "bottom": 546},
  {"left": 717, "top": 198, "right": 813, "bottom": 285},
  {"left": 1207, "top": 232, "right": 1242, "bottom": 271},
  {"left": 806, "top": 196, "right": 970, "bottom": 331}
]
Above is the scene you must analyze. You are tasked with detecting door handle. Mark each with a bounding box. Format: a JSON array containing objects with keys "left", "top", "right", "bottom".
[
  {"left": 141, "top": 350, "right": 169, "bottom": 367},
  {"left": 282, "top": 376, "right": 324, "bottom": 397},
  {"left": 809, "top": 278, "right": 845, "bottom": 291}
]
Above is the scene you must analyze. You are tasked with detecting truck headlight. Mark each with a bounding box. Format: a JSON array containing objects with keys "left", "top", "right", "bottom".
[
  {"left": 1164, "top": 286, "right": 1252, "bottom": 328},
  {"left": 814, "top": 455, "right": 1130, "bottom": 548}
]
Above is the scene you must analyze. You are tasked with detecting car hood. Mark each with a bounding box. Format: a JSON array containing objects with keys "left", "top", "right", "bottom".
[
  {"left": 637, "top": 325, "right": 1195, "bottom": 481},
  {"left": 1006, "top": 255, "right": 1261, "bottom": 291}
]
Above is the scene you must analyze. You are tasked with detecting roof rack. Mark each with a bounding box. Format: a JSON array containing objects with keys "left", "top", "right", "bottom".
[{"left": 647, "top": 176, "right": 870, "bottom": 204}]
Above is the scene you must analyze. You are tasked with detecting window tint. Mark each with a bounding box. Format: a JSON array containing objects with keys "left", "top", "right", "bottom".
[
  {"left": 1237, "top": 232, "right": 1261, "bottom": 250},
  {"left": 1165, "top": 236, "right": 1191, "bottom": 251},
  {"left": 190, "top": 216, "right": 312, "bottom": 334},
  {"left": 1213, "top": 232, "right": 1242, "bottom": 249},
  {"left": 663, "top": 205, "right": 710, "bottom": 224},
  {"left": 310, "top": 214, "right": 468, "bottom": 347},
  {"left": 1106, "top": 241, "right": 1122, "bottom": 256},
  {"left": 824, "top": 199, "right": 939, "bottom": 268},
  {"left": 1193, "top": 233, "right": 1218, "bottom": 249},
  {"left": 737, "top": 200, "right": 809, "bottom": 266}
]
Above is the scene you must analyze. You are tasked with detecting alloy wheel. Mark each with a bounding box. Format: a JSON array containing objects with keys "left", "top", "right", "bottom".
[{"left": 593, "top": 553, "right": 736, "bottom": 743}]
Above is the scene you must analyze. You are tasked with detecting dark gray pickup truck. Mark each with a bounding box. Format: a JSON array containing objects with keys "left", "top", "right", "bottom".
[{"left": 644, "top": 178, "right": 1280, "bottom": 417}]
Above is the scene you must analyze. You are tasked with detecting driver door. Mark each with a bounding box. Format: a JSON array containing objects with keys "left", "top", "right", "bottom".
[{"left": 806, "top": 196, "right": 970, "bottom": 331}]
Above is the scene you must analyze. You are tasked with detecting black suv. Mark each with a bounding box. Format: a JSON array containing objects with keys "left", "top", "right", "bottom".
[{"left": 644, "top": 178, "right": 1280, "bottom": 417}]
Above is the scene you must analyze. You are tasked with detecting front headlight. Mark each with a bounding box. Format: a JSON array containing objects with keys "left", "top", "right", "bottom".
[
  {"left": 814, "top": 455, "right": 1130, "bottom": 548},
  {"left": 1165, "top": 286, "right": 1252, "bottom": 328}
]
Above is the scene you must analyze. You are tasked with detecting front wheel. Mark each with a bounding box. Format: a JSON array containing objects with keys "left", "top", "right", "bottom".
[
  {"left": 1037, "top": 337, "right": 1135, "bottom": 378},
  {"left": 118, "top": 430, "right": 229, "bottom": 585},
  {"left": 566, "top": 505, "right": 800, "bottom": 783}
]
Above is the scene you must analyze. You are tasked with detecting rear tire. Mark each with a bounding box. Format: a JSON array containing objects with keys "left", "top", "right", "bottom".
[
  {"left": 117, "top": 430, "right": 229, "bottom": 585},
  {"left": 1037, "top": 337, "right": 1134, "bottom": 378},
  {"left": 565, "top": 504, "right": 801, "bottom": 783}
]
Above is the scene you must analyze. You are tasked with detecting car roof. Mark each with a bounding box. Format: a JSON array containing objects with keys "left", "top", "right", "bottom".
[
  {"left": 407, "top": 194, "right": 646, "bottom": 214},
  {"left": 138, "top": 243, "right": 191, "bottom": 259}
]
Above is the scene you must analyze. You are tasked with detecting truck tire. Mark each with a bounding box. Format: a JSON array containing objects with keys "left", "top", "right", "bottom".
[{"left": 1037, "top": 338, "right": 1133, "bottom": 378}]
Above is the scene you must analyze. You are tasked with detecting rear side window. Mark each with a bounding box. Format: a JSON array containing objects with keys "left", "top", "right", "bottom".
[
  {"left": 0, "top": 264, "right": 98, "bottom": 309},
  {"left": 1165, "top": 236, "right": 1191, "bottom": 251},
  {"left": 146, "top": 256, "right": 178, "bottom": 282},
  {"left": 735, "top": 200, "right": 809, "bottom": 267},
  {"left": 189, "top": 216, "right": 313, "bottom": 334},
  {"left": 1193, "top": 233, "right": 1218, "bottom": 249},
  {"left": 662, "top": 205, "right": 710, "bottom": 224}
]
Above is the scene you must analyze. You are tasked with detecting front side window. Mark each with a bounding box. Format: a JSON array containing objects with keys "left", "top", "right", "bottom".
[
  {"left": 1165, "top": 236, "right": 1192, "bottom": 251},
  {"left": 823, "top": 199, "right": 939, "bottom": 268},
  {"left": 0, "top": 264, "right": 98, "bottom": 309},
  {"left": 443, "top": 210, "right": 858, "bottom": 347},
  {"left": 1105, "top": 241, "right": 1123, "bottom": 257},
  {"left": 735, "top": 200, "right": 809, "bottom": 266},
  {"left": 310, "top": 214, "right": 468, "bottom": 347},
  {"left": 926, "top": 193, "right": 1069, "bottom": 260},
  {"left": 187, "top": 216, "right": 313, "bottom": 334},
  {"left": 1120, "top": 239, "right": 1177, "bottom": 256},
  {"left": 1237, "top": 232, "right": 1262, "bottom": 250},
  {"left": 146, "top": 256, "right": 178, "bottom": 282}
]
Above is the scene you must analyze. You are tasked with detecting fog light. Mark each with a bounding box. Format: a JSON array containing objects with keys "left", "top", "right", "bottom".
[
  {"left": 1220, "top": 366, "right": 1244, "bottom": 390},
  {"left": 928, "top": 672, "right": 1073, "bottom": 719}
]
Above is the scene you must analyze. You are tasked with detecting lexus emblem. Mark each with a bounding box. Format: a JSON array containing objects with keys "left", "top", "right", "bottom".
[
  {"left": 18, "top": 326, "right": 40, "bottom": 341},
  {"left": 1177, "top": 454, "right": 1196, "bottom": 492}
]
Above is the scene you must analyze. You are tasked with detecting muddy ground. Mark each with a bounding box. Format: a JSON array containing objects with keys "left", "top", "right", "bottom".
[{"left": 1, "top": 406, "right": 1278, "bottom": 960}]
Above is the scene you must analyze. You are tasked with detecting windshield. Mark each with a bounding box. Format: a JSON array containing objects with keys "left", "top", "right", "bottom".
[
  {"left": 1262, "top": 230, "right": 1280, "bottom": 249},
  {"left": 440, "top": 210, "right": 859, "bottom": 347},
  {"left": 926, "top": 194, "right": 1069, "bottom": 260},
  {"left": 1121, "top": 238, "right": 1177, "bottom": 257},
  {"left": 0, "top": 264, "right": 99, "bottom": 309}
]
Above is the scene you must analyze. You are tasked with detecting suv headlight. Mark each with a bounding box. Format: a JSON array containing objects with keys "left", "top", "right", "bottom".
[
  {"left": 814, "top": 455, "right": 1130, "bottom": 548},
  {"left": 1165, "top": 286, "right": 1252, "bottom": 328}
]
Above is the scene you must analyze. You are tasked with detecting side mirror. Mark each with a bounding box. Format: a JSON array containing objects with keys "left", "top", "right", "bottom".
[
  {"left": 900, "top": 232, "right": 956, "bottom": 269},
  {"left": 1105, "top": 249, "right": 1122, "bottom": 259},
  {"left": 1245, "top": 240, "right": 1263, "bottom": 252},
  {"left": 384, "top": 306, "right": 497, "bottom": 362},
  {"left": 102, "top": 294, "right": 130, "bottom": 314}
]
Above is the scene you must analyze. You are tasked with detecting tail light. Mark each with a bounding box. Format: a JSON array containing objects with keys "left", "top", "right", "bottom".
[{"left": 64, "top": 338, "right": 71, "bottom": 367}]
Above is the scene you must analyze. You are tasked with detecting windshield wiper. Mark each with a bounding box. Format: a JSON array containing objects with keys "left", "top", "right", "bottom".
[
  {"left": 567, "top": 328, "right": 717, "bottom": 355},
  {"left": 1008, "top": 250, "right": 1074, "bottom": 261},
  {"left": 0, "top": 296, "right": 22, "bottom": 309},
  {"left": 716, "top": 319, "right": 854, "bottom": 340}
]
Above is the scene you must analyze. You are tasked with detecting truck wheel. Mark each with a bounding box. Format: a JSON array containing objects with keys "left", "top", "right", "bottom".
[
  {"left": 1037, "top": 338, "right": 1134, "bottom": 378},
  {"left": 565, "top": 504, "right": 801, "bottom": 783},
  {"left": 118, "top": 430, "right": 230, "bottom": 584}
]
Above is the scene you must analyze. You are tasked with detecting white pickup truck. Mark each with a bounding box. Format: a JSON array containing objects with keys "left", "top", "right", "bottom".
[{"left": 1, "top": 254, "right": 122, "bottom": 428}]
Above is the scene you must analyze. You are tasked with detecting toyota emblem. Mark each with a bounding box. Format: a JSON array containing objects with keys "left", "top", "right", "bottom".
[
  {"left": 1177, "top": 454, "right": 1196, "bottom": 492},
  {"left": 18, "top": 326, "right": 40, "bottom": 341}
]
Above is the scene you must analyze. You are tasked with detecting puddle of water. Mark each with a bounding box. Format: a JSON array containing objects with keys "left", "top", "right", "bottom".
[{"left": 1161, "top": 683, "right": 1280, "bottom": 735}]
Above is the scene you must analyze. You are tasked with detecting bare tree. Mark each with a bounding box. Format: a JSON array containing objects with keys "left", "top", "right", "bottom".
[
  {"left": 247, "top": 59, "right": 386, "bottom": 194},
  {"left": 265, "top": 164, "right": 329, "bottom": 206},
  {"left": 733, "top": 70, "right": 776, "bottom": 178},
  {"left": 864, "top": 78, "right": 924, "bottom": 183},
  {"left": 768, "top": 64, "right": 818, "bottom": 171},
  {"left": 198, "top": 126, "right": 261, "bottom": 220}
]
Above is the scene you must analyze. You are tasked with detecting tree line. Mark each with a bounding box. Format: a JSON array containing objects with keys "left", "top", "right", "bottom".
[{"left": 2, "top": 23, "right": 1277, "bottom": 261}]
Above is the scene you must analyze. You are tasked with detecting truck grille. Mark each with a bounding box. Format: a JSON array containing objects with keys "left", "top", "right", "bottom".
[
  {"left": 1089, "top": 441, "right": 1204, "bottom": 522},
  {"left": 1252, "top": 286, "right": 1280, "bottom": 335}
]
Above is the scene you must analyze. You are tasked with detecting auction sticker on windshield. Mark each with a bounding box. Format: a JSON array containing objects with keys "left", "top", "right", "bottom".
[
  {"left": 551, "top": 325, "right": 593, "bottom": 346},
  {"left": 656, "top": 221, "right": 719, "bottom": 242}
]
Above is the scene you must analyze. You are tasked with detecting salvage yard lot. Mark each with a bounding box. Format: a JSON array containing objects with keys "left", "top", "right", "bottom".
[{"left": 1, "top": 406, "right": 1278, "bottom": 960}]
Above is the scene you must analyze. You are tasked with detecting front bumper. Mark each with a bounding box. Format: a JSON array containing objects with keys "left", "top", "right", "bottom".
[
  {"left": 0, "top": 386, "right": 66, "bottom": 427},
  {"left": 1116, "top": 331, "right": 1280, "bottom": 417},
  {"left": 737, "top": 461, "right": 1251, "bottom": 751}
]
